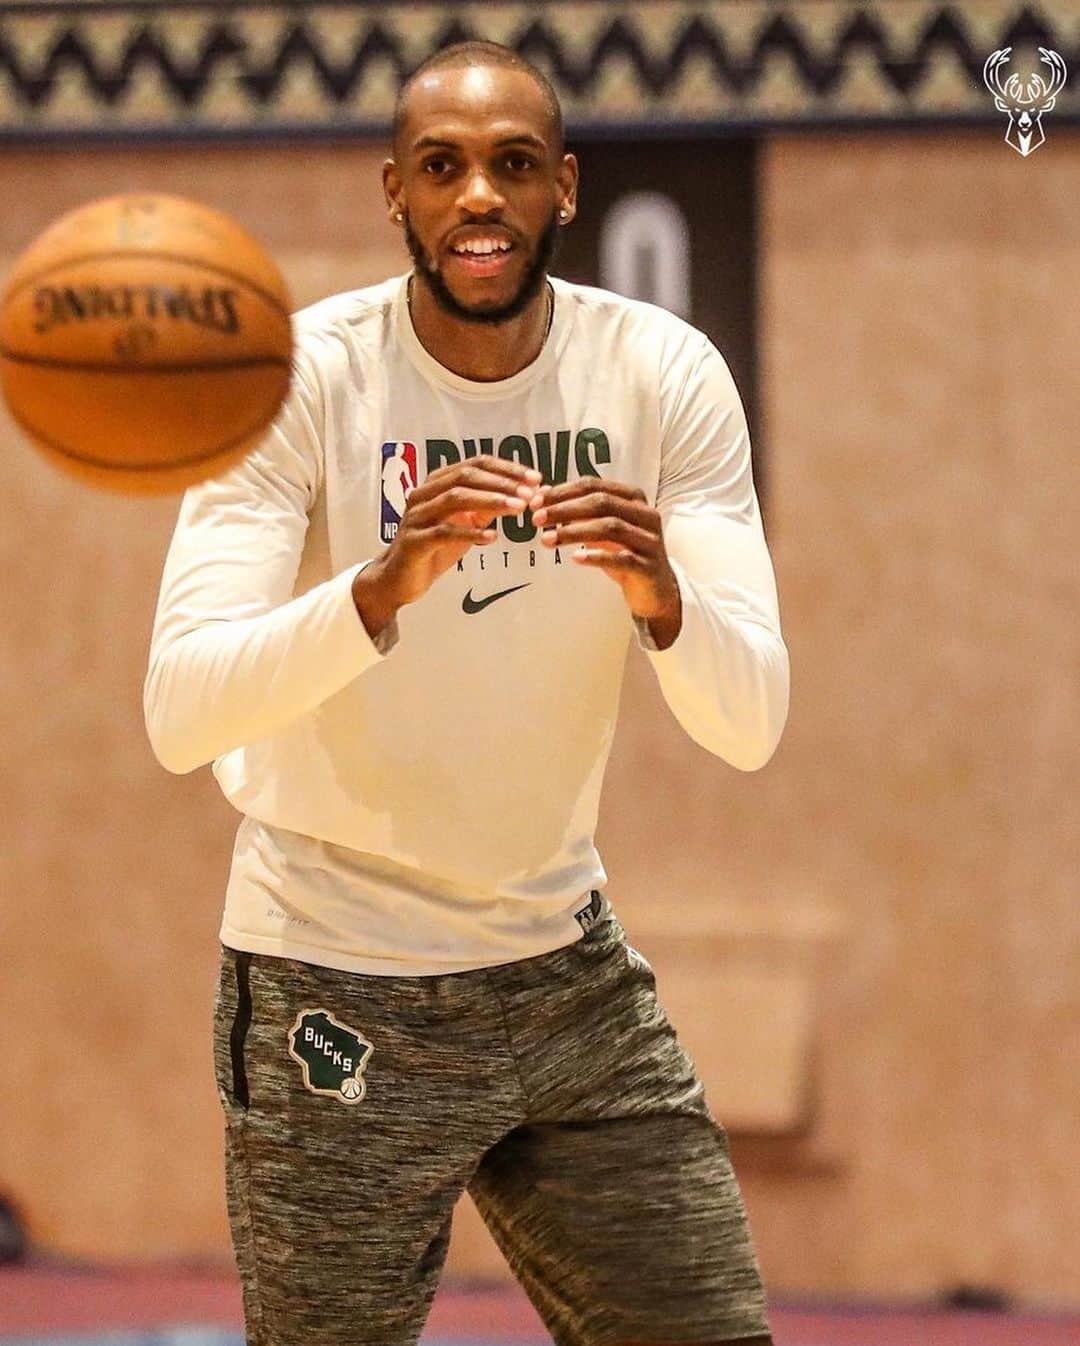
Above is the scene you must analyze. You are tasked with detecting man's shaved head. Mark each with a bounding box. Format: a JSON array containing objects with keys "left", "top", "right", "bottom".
[{"left": 392, "top": 41, "right": 564, "bottom": 158}]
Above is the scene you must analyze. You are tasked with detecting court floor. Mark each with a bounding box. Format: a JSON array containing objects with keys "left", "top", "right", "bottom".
[{"left": 3, "top": 1266, "right": 1079, "bottom": 1346}]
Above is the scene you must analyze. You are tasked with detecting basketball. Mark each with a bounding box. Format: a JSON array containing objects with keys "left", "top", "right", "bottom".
[
  {"left": 339, "top": 1076, "right": 364, "bottom": 1102},
  {"left": 0, "top": 192, "right": 293, "bottom": 495}
]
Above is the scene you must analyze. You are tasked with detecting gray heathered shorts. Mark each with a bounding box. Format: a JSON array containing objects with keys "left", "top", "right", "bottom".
[{"left": 212, "top": 904, "right": 771, "bottom": 1346}]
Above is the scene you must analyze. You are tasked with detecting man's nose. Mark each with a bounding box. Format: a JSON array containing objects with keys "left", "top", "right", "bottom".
[{"left": 457, "top": 168, "right": 505, "bottom": 217}]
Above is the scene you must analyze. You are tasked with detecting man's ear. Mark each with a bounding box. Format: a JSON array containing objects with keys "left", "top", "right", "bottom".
[
  {"left": 557, "top": 152, "right": 579, "bottom": 221},
  {"left": 383, "top": 159, "right": 405, "bottom": 223}
]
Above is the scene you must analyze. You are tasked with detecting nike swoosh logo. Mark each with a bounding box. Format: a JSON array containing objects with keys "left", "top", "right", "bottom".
[{"left": 462, "top": 583, "right": 530, "bottom": 614}]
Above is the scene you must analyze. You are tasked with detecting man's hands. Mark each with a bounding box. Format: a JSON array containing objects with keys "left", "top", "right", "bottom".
[
  {"left": 529, "top": 479, "right": 682, "bottom": 649},
  {"left": 353, "top": 456, "right": 540, "bottom": 638},
  {"left": 353, "top": 456, "right": 682, "bottom": 651}
]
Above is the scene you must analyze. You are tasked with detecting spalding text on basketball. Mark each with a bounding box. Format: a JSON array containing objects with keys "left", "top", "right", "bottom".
[{"left": 32, "top": 284, "right": 242, "bottom": 336}]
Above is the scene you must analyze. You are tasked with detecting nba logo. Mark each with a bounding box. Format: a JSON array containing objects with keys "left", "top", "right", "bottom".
[{"left": 380, "top": 441, "right": 417, "bottom": 543}]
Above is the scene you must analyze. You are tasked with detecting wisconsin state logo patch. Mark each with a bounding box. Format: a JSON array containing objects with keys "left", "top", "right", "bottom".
[{"left": 287, "top": 1008, "right": 373, "bottom": 1105}]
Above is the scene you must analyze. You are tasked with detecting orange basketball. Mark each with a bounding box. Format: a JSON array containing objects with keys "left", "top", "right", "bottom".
[{"left": 0, "top": 192, "right": 293, "bottom": 495}]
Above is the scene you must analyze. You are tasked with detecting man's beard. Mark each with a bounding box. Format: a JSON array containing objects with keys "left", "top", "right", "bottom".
[{"left": 404, "top": 210, "right": 560, "bottom": 325}]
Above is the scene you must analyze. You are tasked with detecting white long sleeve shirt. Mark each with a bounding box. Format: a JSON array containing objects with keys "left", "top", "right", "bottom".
[{"left": 144, "top": 274, "right": 789, "bottom": 974}]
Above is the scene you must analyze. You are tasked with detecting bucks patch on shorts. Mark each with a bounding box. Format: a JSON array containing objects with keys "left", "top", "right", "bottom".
[
  {"left": 287, "top": 1008, "right": 373, "bottom": 1103},
  {"left": 213, "top": 916, "right": 771, "bottom": 1346}
]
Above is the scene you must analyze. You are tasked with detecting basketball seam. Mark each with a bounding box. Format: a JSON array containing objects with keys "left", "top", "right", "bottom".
[
  {"left": 2, "top": 249, "right": 292, "bottom": 321},
  {"left": 0, "top": 348, "right": 291, "bottom": 373},
  {"left": 6, "top": 395, "right": 285, "bottom": 473}
]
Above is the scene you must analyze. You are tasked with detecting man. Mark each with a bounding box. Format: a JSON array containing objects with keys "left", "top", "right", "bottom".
[{"left": 145, "top": 39, "right": 788, "bottom": 1346}]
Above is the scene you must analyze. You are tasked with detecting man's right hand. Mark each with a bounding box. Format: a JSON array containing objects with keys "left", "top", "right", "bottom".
[{"left": 352, "top": 455, "right": 542, "bottom": 639}]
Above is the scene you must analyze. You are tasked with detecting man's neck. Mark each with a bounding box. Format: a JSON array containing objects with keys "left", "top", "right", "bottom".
[{"left": 408, "top": 275, "right": 551, "bottom": 383}]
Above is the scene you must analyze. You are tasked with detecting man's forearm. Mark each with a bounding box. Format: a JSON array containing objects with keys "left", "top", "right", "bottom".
[
  {"left": 145, "top": 564, "right": 387, "bottom": 775},
  {"left": 641, "top": 513, "right": 788, "bottom": 771}
]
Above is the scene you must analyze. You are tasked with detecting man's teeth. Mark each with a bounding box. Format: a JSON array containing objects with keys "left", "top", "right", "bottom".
[{"left": 453, "top": 239, "right": 512, "bottom": 255}]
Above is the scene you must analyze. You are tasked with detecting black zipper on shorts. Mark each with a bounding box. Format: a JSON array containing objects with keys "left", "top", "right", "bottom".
[{"left": 230, "top": 951, "right": 253, "bottom": 1110}]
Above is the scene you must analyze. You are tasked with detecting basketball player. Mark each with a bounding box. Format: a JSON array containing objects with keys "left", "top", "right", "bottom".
[{"left": 145, "top": 41, "right": 788, "bottom": 1346}]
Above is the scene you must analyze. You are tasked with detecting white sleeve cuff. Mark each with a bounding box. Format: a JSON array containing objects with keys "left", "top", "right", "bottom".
[
  {"left": 632, "top": 613, "right": 660, "bottom": 652},
  {"left": 370, "top": 615, "right": 399, "bottom": 656},
  {"left": 631, "top": 558, "right": 688, "bottom": 653}
]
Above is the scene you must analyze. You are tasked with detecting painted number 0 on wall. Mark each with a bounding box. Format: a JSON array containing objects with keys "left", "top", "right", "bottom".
[{"left": 599, "top": 191, "right": 691, "bottom": 318}]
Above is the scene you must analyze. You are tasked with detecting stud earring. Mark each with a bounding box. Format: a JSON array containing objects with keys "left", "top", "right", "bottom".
[
  {"left": 559, "top": 208, "right": 569, "bottom": 220},
  {"left": 393, "top": 211, "right": 404, "bottom": 223}
]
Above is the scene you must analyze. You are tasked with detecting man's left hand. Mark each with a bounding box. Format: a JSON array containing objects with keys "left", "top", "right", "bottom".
[{"left": 529, "top": 480, "right": 682, "bottom": 650}]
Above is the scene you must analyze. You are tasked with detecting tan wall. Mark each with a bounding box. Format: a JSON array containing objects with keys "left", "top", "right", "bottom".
[
  {"left": 740, "top": 130, "right": 1080, "bottom": 1304},
  {"left": 0, "top": 133, "right": 1076, "bottom": 1305}
]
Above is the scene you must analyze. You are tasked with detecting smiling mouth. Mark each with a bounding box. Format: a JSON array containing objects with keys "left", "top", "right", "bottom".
[{"left": 448, "top": 237, "right": 518, "bottom": 278}]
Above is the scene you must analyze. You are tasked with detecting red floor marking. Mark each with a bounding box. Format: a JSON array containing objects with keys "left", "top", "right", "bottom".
[
  {"left": 0, "top": 1268, "right": 241, "bottom": 1335},
  {"left": 1, "top": 1268, "right": 1078, "bottom": 1345},
  {"left": 771, "top": 1306, "right": 1080, "bottom": 1346}
]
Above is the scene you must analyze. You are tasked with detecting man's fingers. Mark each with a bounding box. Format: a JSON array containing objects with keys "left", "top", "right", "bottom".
[
  {"left": 426, "top": 452, "right": 542, "bottom": 483},
  {"left": 570, "top": 548, "right": 649, "bottom": 570},
  {"left": 538, "top": 478, "right": 647, "bottom": 500},
  {"left": 531, "top": 490, "right": 658, "bottom": 532},
  {"left": 403, "top": 521, "right": 498, "bottom": 545},
  {"left": 528, "top": 479, "right": 648, "bottom": 512},
  {"left": 409, "top": 473, "right": 535, "bottom": 508},
  {"left": 408, "top": 487, "right": 530, "bottom": 529},
  {"left": 416, "top": 455, "right": 542, "bottom": 500},
  {"left": 538, "top": 516, "right": 660, "bottom": 553}
]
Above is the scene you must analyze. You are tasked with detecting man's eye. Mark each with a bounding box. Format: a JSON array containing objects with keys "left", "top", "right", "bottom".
[
  {"left": 507, "top": 154, "right": 536, "bottom": 172},
  {"left": 424, "top": 158, "right": 452, "bottom": 175}
]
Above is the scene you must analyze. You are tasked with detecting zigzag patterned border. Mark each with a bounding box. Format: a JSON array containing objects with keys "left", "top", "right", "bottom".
[{"left": 0, "top": 1, "right": 1075, "bottom": 140}]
